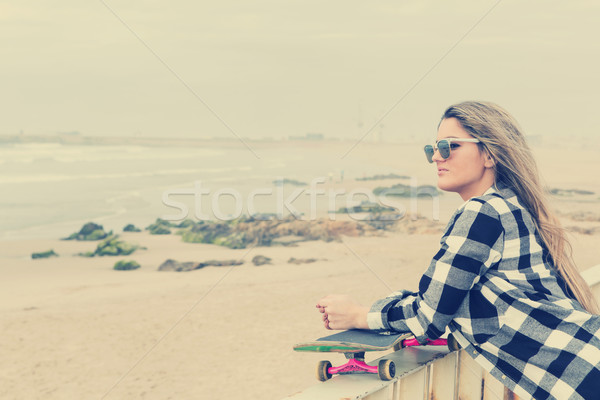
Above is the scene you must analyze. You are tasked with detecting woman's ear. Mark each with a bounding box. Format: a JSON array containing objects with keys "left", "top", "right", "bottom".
[{"left": 483, "top": 151, "right": 495, "bottom": 169}]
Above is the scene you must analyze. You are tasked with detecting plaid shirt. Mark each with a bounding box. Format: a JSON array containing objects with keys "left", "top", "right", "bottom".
[{"left": 368, "top": 185, "right": 600, "bottom": 399}]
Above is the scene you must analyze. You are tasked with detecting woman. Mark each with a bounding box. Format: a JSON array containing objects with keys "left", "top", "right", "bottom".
[{"left": 317, "top": 101, "right": 600, "bottom": 399}]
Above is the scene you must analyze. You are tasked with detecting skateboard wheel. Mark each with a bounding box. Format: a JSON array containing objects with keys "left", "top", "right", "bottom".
[
  {"left": 317, "top": 360, "right": 332, "bottom": 382},
  {"left": 378, "top": 359, "right": 396, "bottom": 381},
  {"left": 393, "top": 343, "right": 402, "bottom": 352},
  {"left": 447, "top": 334, "right": 461, "bottom": 351}
]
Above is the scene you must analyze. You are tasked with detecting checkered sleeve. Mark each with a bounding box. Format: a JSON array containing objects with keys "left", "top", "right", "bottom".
[{"left": 367, "top": 198, "right": 504, "bottom": 343}]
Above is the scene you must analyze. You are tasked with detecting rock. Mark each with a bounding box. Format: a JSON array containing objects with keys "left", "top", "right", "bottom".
[
  {"left": 123, "top": 224, "right": 141, "bottom": 232},
  {"left": 270, "top": 235, "right": 306, "bottom": 247},
  {"left": 113, "top": 260, "right": 140, "bottom": 270},
  {"left": 549, "top": 188, "right": 594, "bottom": 197},
  {"left": 252, "top": 255, "right": 272, "bottom": 266},
  {"left": 63, "top": 222, "right": 109, "bottom": 241},
  {"left": 158, "top": 259, "right": 199, "bottom": 272},
  {"left": 199, "top": 259, "right": 244, "bottom": 267},
  {"left": 31, "top": 249, "right": 58, "bottom": 259},
  {"left": 335, "top": 201, "right": 396, "bottom": 214},
  {"left": 79, "top": 222, "right": 104, "bottom": 236},
  {"left": 158, "top": 258, "right": 244, "bottom": 271},
  {"left": 273, "top": 178, "right": 307, "bottom": 186},
  {"left": 288, "top": 257, "right": 320, "bottom": 264},
  {"left": 372, "top": 183, "right": 440, "bottom": 198}
]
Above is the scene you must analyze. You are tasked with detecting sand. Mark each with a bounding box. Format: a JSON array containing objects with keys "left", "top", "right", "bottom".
[{"left": 2, "top": 140, "right": 600, "bottom": 399}]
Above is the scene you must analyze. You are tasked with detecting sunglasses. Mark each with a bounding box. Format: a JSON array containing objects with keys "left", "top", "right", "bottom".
[{"left": 424, "top": 138, "right": 481, "bottom": 163}]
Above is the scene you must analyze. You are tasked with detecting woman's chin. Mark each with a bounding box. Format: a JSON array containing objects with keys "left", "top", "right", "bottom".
[{"left": 436, "top": 180, "right": 455, "bottom": 193}]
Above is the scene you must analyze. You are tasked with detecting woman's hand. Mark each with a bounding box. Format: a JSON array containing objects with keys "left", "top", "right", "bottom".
[{"left": 316, "top": 294, "right": 370, "bottom": 330}]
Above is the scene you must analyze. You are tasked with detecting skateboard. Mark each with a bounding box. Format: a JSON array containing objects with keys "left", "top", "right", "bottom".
[{"left": 293, "top": 329, "right": 448, "bottom": 381}]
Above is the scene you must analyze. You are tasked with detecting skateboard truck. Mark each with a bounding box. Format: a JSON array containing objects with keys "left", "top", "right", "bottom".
[{"left": 317, "top": 337, "right": 447, "bottom": 381}]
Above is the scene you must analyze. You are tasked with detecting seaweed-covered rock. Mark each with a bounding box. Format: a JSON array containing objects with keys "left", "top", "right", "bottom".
[
  {"left": 123, "top": 224, "right": 142, "bottom": 232},
  {"left": 176, "top": 219, "right": 195, "bottom": 228},
  {"left": 146, "top": 218, "right": 177, "bottom": 235},
  {"left": 63, "top": 222, "right": 109, "bottom": 241},
  {"left": 114, "top": 260, "right": 140, "bottom": 271},
  {"left": 252, "top": 255, "right": 272, "bottom": 266},
  {"left": 335, "top": 201, "right": 396, "bottom": 214},
  {"left": 175, "top": 216, "right": 379, "bottom": 249},
  {"left": 212, "top": 232, "right": 247, "bottom": 249},
  {"left": 81, "top": 235, "right": 141, "bottom": 257},
  {"left": 31, "top": 249, "right": 58, "bottom": 259}
]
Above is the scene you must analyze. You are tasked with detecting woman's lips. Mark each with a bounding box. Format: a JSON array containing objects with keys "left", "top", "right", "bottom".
[{"left": 437, "top": 168, "right": 448, "bottom": 176}]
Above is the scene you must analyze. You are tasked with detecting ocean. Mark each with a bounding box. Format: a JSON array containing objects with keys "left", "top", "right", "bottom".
[{"left": 0, "top": 141, "right": 407, "bottom": 240}]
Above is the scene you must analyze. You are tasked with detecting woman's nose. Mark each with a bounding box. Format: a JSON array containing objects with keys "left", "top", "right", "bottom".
[{"left": 431, "top": 147, "right": 444, "bottom": 162}]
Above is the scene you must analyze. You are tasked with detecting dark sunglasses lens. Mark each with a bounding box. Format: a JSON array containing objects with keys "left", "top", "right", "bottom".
[
  {"left": 438, "top": 140, "right": 451, "bottom": 159},
  {"left": 424, "top": 145, "right": 434, "bottom": 163}
]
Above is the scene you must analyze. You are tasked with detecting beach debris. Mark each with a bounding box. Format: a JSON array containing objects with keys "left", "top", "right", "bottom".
[
  {"left": 79, "top": 235, "right": 141, "bottom": 257},
  {"left": 288, "top": 257, "right": 321, "bottom": 264},
  {"left": 63, "top": 222, "right": 109, "bottom": 241},
  {"left": 113, "top": 260, "right": 140, "bottom": 271},
  {"left": 252, "top": 255, "right": 272, "bottom": 266},
  {"left": 123, "top": 224, "right": 142, "bottom": 232},
  {"left": 31, "top": 249, "right": 58, "bottom": 259},
  {"left": 158, "top": 258, "right": 244, "bottom": 272}
]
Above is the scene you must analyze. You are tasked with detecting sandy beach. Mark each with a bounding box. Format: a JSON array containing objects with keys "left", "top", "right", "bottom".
[{"left": 2, "top": 140, "right": 600, "bottom": 400}]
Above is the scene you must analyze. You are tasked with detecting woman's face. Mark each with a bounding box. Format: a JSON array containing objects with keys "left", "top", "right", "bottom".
[{"left": 433, "top": 117, "right": 495, "bottom": 200}]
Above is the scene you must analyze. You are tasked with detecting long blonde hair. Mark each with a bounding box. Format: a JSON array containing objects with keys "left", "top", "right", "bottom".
[{"left": 442, "top": 101, "right": 599, "bottom": 314}]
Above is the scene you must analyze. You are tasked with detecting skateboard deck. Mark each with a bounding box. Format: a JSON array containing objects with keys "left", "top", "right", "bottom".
[{"left": 293, "top": 329, "right": 411, "bottom": 353}]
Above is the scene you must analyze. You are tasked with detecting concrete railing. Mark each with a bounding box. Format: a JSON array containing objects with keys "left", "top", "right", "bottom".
[{"left": 285, "top": 264, "right": 600, "bottom": 400}]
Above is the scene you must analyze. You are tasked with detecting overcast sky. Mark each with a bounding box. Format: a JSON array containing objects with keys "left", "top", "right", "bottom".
[{"left": 1, "top": 1, "right": 599, "bottom": 140}]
